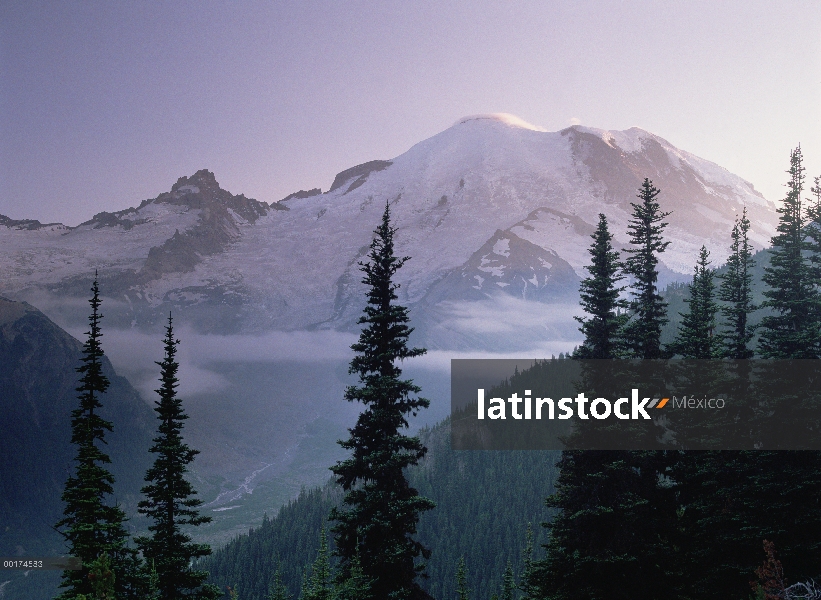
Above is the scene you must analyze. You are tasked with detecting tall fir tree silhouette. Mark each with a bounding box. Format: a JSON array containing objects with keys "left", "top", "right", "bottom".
[
  {"left": 803, "top": 173, "right": 821, "bottom": 340},
  {"left": 136, "top": 314, "right": 219, "bottom": 600},
  {"left": 669, "top": 246, "right": 721, "bottom": 358},
  {"left": 717, "top": 208, "right": 757, "bottom": 358},
  {"left": 573, "top": 213, "right": 627, "bottom": 359},
  {"left": 330, "top": 201, "right": 435, "bottom": 600},
  {"left": 56, "top": 274, "right": 143, "bottom": 600},
  {"left": 759, "top": 147, "right": 820, "bottom": 358},
  {"left": 622, "top": 178, "right": 671, "bottom": 358}
]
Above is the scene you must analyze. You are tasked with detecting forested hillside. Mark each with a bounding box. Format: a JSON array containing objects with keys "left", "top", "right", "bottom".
[
  {"left": 202, "top": 419, "right": 560, "bottom": 600},
  {"left": 199, "top": 248, "right": 781, "bottom": 600}
]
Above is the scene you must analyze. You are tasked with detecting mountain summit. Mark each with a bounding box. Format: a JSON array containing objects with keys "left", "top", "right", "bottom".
[{"left": 0, "top": 116, "right": 777, "bottom": 339}]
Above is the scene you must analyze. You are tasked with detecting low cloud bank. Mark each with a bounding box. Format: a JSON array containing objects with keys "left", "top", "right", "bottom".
[
  {"left": 59, "top": 296, "right": 584, "bottom": 401},
  {"left": 68, "top": 327, "right": 358, "bottom": 400}
]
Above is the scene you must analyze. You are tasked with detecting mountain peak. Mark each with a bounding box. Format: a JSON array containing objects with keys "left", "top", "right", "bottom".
[
  {"left": 454, "top": 113, "right": 547, "bottom": 132},
  {"left": 171, "top": 169, "right": 219, "bottom": 193}
]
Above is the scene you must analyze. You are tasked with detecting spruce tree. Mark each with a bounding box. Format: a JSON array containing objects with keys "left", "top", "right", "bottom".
[
  {"left": 518, "top": 524, "right": 536, "bottom": 600},
  {"left": 454, "top": 557, "right": 470, "bottom": 600},
  {"left": 759, "top": 147, "right": 820, "bottom": 358},
  {"left": 674, "top": 448, "right": 821, "bottom": 599},
  {"left": 55, "top": 275, "right": 142, "bottom": 600},
  {"left": 526, "top": 450, "right": 677, "bottom": 600},
  {"left": 301, "top": 529, "right": 334, "bottom": 600},
  {"left": 86, "top": 552, "right": 116, "bottom": 600},
  {"left": 499, "top": 561, "right": 515, "bottom": 600},
  {"left": 804, "top": 174, "right": 821, "bottom": 327},
  {"left": 573, "top": 213, "right": 627, "bottom": 359},
  {"left": 674, "top": 155, "right": 821, "bottom": 598},
  {"left": 329, "top": 201, "right": 435, "bottom": 600},
  {"left": 669, "top": 246, "right": 721, "bottom": 358},
  {"left": 135, "top": 314, "right": 219, "bottom": 600},
  {"left": 622, "top": 178, "right": 671, "bottom": 358},
  {"left": 528, "top": 182, "right": 676, "bottom": 599},
  {"left": 267, "top": 567, "right": 291, "bottom": 600},
  {"left": 717, "top": 208, "right": 757, "bottom": 358}
]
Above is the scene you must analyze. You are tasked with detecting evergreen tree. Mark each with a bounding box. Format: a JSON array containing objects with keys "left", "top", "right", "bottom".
[
  {"left": 804, "top": 174, "right": 821, "bottom": 328},
  {"left": 674, "top": 448, "right": 821, "bottom": 599},
  {"left": 267, "top": 567, "right": 291, "bottom": 600},
  {"left": 759, "top": 147, "right": 820, "bottom": 358},
  {"left": 573, "top": 213, "right": 627, "bottom": 359},
  {"left": 669, "top": 246, "right": 721, "bottom": 358},
  {"left": 622, "top": 178, "right": 671, "bottom": 358},
  {"left": 526, "top": 450, "right": 677, "bottom": 600},
  {"left": 454, "top": 557, "right": 470, "bottom": 600},
  {"left": 335, "top": 551, "right": 372, "bottom": 600},
  {"left": 55, "top": 275, "right": 142, "bottom": 600},
  {"left": 717, "top": 208, "right": 757, "bottom": 358},
  {"left": 329, "top": 201, "right": 435, "bottom": 600},
  {"left": 499, "top": 560, "right": 515, "bottom": 600},
  {"left": 518, "top": 524, "right": 536, "bottom": 600},
  {"left": 135, "top": 314, "right": 219, "bottom": 600},
  {"left": 86, "top": 552, "right": 116, "bottom": 600},
  {"left": 301, "top": 528, "right": 333, "bottom": 600},
  {"left": 527, "top": 184, "right": 676, "bottom": 599},
  {"left": 147, "top": 559, "right": 160, "bottom": 600}
]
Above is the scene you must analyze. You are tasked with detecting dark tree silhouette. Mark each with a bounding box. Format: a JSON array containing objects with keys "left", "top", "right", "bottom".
[
  {"left": 759, "top": 147, "right": 820, "bottom": 358},
  {"left": 669, "top": 246, "right": 721, "bottom": 358},
  {"left": 56, "top": 275, "right": 143, "bottom": 600},
  {"left": 717, "top": 208, "right": 757, "bottom": 358},
  {"left": 622, "top": 178, "right": 671, "bottom": 358},
  {"left": 136, "top": 314, "right": 219, "bottom": 600},
  {"left": 330, "top": 201, "right": 435, "bottom": 600},
  {"left": 573, "top": 213, "right": 627, "bottom": 359}
]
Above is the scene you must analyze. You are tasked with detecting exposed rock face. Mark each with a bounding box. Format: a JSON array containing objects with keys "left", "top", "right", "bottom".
[
  {"left": 563, "top": 126, "right": 775, "bottom": 256},
  {"left": 164, "top": 169, "right": 269, "bottom": 223},
  {"left": 0, "top": 214, "right": 67, "bottom": 231},
  {"left": 423, "top": 229, "right": 580, "bottom": 304},
  {"left": 328, "top": 160, "right": 393, "bottom": 193},
  {"left": 279, "top": 188, "right": 321, "bottom": 203},
  {"left": 0, "top": 170, "right": 271, "bottom": 309},
  {"left": 134, "top": 170, "right": 269, "bottom": 281}
]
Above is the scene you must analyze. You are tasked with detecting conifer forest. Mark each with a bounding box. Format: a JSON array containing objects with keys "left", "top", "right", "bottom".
[{"left": 40, "top": 148, "right": 821, "bottom": 600}]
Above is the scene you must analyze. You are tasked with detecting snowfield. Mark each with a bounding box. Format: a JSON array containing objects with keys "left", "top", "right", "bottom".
[{"left": 0, "top": 115, "right": 778, "bottom": 338}]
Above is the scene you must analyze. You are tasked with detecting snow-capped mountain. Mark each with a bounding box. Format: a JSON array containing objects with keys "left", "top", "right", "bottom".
[
  {"left": 0, "top": 114, "right": 778, "bottom": 343},
  {"left": 0, "top": 115, "right": 784, "bottom": 566}
]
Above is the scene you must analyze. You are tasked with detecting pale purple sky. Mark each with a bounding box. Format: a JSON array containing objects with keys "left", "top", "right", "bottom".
[{"left": 1, "top": 1, "right": 819, "bottom": 226}]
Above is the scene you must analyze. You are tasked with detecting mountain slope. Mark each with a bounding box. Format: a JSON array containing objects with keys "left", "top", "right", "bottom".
[
  {"left": 201, "top": 418, "right": 560, "bottom": 600},
  {"left": 0, "top": 297, "right": 155, "bottom": 600},
  {"left": 0, "top": 115, "right": 777, "bottom": 342}
]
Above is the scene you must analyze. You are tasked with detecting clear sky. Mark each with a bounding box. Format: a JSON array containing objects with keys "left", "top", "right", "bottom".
[{"left": 1, "top": 1, "right": 819, "bottom": 226}]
